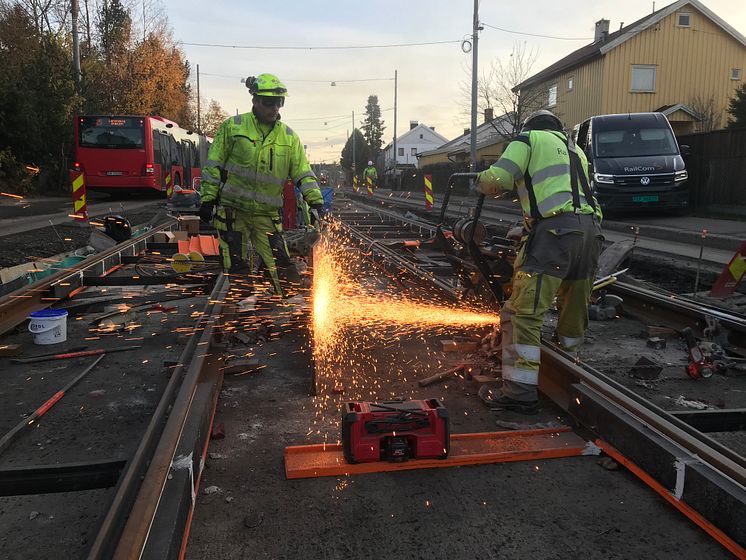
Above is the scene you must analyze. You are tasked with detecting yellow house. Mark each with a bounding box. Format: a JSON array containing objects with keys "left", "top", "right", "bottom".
[{"left": 515, "top": 0, "right": 746, "bottom": 134}]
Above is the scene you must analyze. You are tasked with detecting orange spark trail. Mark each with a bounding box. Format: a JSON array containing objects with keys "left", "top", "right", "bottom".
[{"left": 311, "top": 227, "right": 499, "bottom": 411}]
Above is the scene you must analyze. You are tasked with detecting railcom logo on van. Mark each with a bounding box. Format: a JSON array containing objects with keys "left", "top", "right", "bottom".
[{"left": 623, "top": 165, "right": 661, "bottom": 173}]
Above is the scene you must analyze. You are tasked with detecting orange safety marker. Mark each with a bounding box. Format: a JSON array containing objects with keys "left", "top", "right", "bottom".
[
  {"left": 710, "top": 240, "right": 746, "bottom": 297},
  {"left": 424, "top": 174, "right": 433, "bottom": 210},
  {"left": 285, "top": 427, "right": 588, "bottom": 479},
  {"left": 352, "top": 175, "right": 359, "bottom": 192},
  {"left": 189, "top": 235, "right": 220, "bottom": 256},
  {"left": 366, "top": 175, "right": 373, "bottom": 196},
  {"left": 69, "top": 170, "right": 88, "bottom": 222},
  {"left": 597, "top": 440, "right": 746, "bottom": 559}
]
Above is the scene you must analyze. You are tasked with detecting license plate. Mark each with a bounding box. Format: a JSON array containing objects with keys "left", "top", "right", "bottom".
[
  {"left": 632, "top": 195, "right": 659, "bottom": 203},
  {"left": 106, "top": 171, "right": 123, "bottom": 176}
]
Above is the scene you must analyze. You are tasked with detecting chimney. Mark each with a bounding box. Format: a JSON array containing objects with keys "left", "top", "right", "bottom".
[
  {"left": 484, "top": 107, "right": 494, "bottom": 123},
  {"left": 463, "top": 128, "right": 470, "bottom": 136},
  {"left": 430, "top": 126, "right": 435, "bottom": 131},
  {"left": 595, "top": 19, "right": 610, "bottom": 42},
  {"left": 409, "top": 120, "right": 418, "bottom": 130}
]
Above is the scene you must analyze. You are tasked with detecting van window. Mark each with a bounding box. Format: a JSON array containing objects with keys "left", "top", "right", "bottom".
[{"left": 594, "top": 126, "right": 678, "bottom": 158}]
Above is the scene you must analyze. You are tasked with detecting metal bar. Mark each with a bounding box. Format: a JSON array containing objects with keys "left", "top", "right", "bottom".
[
  {"left": 0, "top": 355, "right": 105, "bottom": 456},
  {"left": 109, "top": 273, "right": 229, "bottom": 560},
  {"left": 0, "top": 460, "right": 125, "bottom": 496},
  {"left": 86, "top": 273, "right": 228, "bottom": 560},
  {"left": 83, "top": 275, "right": 214, "bottom": 286},
  {"left": 670, "top": 409, "right": 746, "bottom": 433}
]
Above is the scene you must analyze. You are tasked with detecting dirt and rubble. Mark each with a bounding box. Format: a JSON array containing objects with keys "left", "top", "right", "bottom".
[{"left": 186, "top": 288, "right": 732, "bottom": 559}]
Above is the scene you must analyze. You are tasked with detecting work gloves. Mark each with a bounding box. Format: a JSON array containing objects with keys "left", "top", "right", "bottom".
[
  {"left": 310, "top": 203, "right": 328, "bottom": 225},
  {"left": 198, "top": 201, "right": 215, "bottom": 223},
  {"left": 475, "top": 170, "right": 500, "bottom": 196}
]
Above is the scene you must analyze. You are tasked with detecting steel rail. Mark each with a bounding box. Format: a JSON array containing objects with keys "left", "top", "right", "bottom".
[
  {"left": 0, "top": 219, "right": 177, "bottom": 336},
  {"left": 86, "top": 271, "right": 228, "bottom": 560}
]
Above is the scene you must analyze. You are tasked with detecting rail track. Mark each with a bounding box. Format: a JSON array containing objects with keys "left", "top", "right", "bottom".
[
  {"left": 331, "top": 192, "right": 746, "bottom": 557},
  {"left": 0, "top": 222, "right": 230, "bottom": 559}
]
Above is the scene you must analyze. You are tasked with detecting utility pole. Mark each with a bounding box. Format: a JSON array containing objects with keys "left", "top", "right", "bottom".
[
  {"left": 393, "top": 69, "right": 398, "bottom": 190},
  {"left": 352, "top": 110, "right": 356, "bottom": 180},
  {"left": 71, "top": 0, "right": 82, "bottom": 87},
  {"left": 196, "top": 63, "right": 201, "bottom": 132},
  {"left": 470, "top": 0, "right": 480, "bottom": 174}
]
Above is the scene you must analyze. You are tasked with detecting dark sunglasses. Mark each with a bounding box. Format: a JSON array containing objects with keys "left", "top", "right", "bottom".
[{"left": 258, "top": 96, "right": 284, "bottom": 108}]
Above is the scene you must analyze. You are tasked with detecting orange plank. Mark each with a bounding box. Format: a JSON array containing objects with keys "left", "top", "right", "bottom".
[
  {"left": 597, "top": 440, "right": 746, "bottom": 559},
  {"left": 177, "top": 240, "right": 190, "bottom": 254},
  {"left": 285, "top": 427, "right": 588, "bottom": 480}
]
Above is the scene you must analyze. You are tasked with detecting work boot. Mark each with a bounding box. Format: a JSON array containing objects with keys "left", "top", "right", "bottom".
[{"left": 478, "top": 385, "right": 539, "bottom": 415}]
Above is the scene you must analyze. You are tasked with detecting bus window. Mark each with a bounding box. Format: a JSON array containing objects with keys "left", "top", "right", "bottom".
[
  {"left": 152, "top": 131, "right": 163, "bottom": 166},
  {"left": 79, "top": 116, "right": 144, "bottom": 148}
]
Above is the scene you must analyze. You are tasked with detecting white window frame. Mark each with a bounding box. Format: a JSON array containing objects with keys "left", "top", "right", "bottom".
[
  {"left": 631, "top": 64, "right": 657, "bottom": 93},
  {"left": 410, "top": 147, "right": 417, "bottom": 156},
  {"left": 731, "top": 68, "right": 742, "bottom": 81},
  {"left": 397, "top": 147, "right": 404, "bottom": 156},
  {"left": 567, "top": 77, "right": 574, "bottom": 91},
  {"left": 677, "top": 12, "right": 691, "bottom": 27},
  {"left": 548, "top": 84, "right": 558, "bottom": 107}
]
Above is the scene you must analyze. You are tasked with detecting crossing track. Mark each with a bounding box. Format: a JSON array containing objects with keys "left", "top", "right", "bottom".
[
  {"left": 0, "top": 222, "right": 231, "bottom": 559},
  {"left": 332, "top": 192, "right": 746, "bottom": 556}
]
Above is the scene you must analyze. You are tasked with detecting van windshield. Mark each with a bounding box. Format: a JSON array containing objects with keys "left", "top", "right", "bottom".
[{"left": 593, "top": 126, "right": 679, "bottom": 158}]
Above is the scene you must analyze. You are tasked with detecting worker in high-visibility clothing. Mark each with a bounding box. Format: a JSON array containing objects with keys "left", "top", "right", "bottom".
[
  {"left": 476, "top": 109, "right": 604, "bottom": 414},
  {"left": 363, "top": 161, "right": 378, "bottom": 188},
  {"left": 199, "top": 73, "right": 325, "bottom": 297}
]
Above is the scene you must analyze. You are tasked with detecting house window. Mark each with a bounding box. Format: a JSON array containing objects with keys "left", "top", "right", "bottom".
[
  {"left": 398, "top": 148, "right": 404, "bottom": 156},
  {"left": 548, "top": 84, "right": 558, "bottom": 107},
  {"left": 732, "top": 68, "right": 742, "bottom": 80},
  {"left": 419, "top": 134, "right": 423, "bottom": 139},
  {"left": 677, "top": 13, "right": 691, "bottom": 27},
  {"left": 631, "top": 65, "right": 656, "bottom": 92},
  {"left": 411, "top": 148, "right": 417, "bottom": 156},
  {"left": 567, "top": 77, "right": 574, "bottom": 91}
]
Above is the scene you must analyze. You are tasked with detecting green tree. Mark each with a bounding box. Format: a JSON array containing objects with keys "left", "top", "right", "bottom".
[
  {"left": 0, "top": 5, "right": 79, "bottom": 193},
  {"left": 727, "top": 83, "right": 746, "bottom": 128},
  {"left": 340, "top": 129, "right": 370, "bottom": 173},
  {"left": 361, "top": 95, "right": 385, "bottom": 158}
]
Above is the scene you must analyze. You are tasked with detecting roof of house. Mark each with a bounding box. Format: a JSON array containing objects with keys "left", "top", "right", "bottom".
[
  {"left": 515, "top": 0, "right": 746, "bottom": 91},
  {"left": 419, "top": 114, "right": 514, "bottom": 158},
  {"left": 655, "top": 103, "right": 701, "bottom": 119},
  {"left": 383, "top": 123, "right": 449, "bottom": 150}
]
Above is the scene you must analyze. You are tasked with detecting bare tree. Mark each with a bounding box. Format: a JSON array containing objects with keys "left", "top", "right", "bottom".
[
  {"left": 201, "top": 99, "right": 229, "bottom": 136},
  {"left": 689, "top": 94, "right": 723, "bottom": 132},
  {"left": 461, "top": 42, "right": 544, "bottom": 136}
]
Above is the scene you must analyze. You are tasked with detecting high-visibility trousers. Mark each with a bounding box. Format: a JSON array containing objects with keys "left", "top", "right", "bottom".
[
  {"left": 500, "top": 212, "right": 603, "bottom": 401},
  {"left": 213, "top": 207, "right": 298, "bottom": 296}
]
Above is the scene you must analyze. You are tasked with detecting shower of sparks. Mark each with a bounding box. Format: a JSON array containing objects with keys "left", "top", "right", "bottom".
[{"left": 310, "top": 225, "right": 499, "bottom": 432}]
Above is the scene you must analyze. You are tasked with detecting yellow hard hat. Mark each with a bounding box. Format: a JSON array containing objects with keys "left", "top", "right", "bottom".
[{"left": 245, "top": 73, "right": 288, "bottom": 97}]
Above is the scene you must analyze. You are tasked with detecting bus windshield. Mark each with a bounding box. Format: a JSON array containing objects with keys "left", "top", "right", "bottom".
[
  {"left": 594, "top": 125, "right": 679, "bottom": 158},
  {"left": 78, "top": 116, "right": 145, "bottom": 149}
]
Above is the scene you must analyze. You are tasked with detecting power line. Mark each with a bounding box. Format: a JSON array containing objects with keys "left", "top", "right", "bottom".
[
  {"left": 181, "top": 39, "right": 462, "bottom": 50},
  {"left": 482, "top": 22, "right": 592, "bottom": 41},
  {"left": 200, "top": 72, "right": 393, "bottom": 83}
]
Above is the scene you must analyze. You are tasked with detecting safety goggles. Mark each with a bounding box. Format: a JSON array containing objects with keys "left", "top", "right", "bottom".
[{"left": 258, "top": 96, "right": 285, "bottom": 108}]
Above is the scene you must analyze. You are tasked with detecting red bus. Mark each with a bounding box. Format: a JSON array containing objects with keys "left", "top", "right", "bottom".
[{"left": 73, "top": 115, "right": 212, "bottom": 194}]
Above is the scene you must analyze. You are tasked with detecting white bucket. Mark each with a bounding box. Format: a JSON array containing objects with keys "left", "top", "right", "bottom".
[{"left": 28, "top": 309, "right": 68, "bottom": 345}]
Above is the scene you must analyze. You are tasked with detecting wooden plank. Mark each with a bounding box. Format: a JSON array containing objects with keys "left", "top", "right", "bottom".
[{"left": 285, "top": 427, "right": 588, "bottom": 480}]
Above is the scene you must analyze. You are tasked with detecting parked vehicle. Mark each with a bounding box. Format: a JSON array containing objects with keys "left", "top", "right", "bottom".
[
  {"left": 573, "top": 112, "right": 689, "bottom": 213},
  {"left": 74, "top": 115, "right": 211, "bottom": 194}
]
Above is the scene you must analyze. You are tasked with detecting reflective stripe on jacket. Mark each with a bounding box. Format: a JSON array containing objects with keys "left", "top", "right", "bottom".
[
  {"left": 481, "top": 130, "right": 602, "bottom": 221},
  {"left": 200, "top": 112, "right": 323, "bottom": 214}
]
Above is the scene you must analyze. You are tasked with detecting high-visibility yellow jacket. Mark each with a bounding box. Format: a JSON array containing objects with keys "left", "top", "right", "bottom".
[
  {"left": 200, "top": 112, "right": 323, "bottom": 215},
  {"left": 478, "top": 130, "right": 602, "bottom": 221},
  {"left": 363, "top": 166, "right": 377, "bottom": 180}
]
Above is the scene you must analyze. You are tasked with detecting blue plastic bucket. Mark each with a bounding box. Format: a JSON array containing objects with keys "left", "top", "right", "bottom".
[{"left": 28, "top": 309, "right": 68, "bottom": 345}]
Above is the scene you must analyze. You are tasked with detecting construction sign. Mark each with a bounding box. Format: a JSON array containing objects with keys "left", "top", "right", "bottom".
[
  {"left": 366, "top": 175, "right": 373, "bottom": 196},
  {"left": 69, "top": 170, "right": 88, "bottom": 222},
  {"left": 424, "top": 175, "right": 433, "bottom": 210},
  {"left": 710, "top": 240, "right": 746, "bottom": 297},
  {"left": 165, "top": 172, "right": 173, "bottom": 198},
  {"left": 353, "top": 175, "right": 359, "bottom": 192}
]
